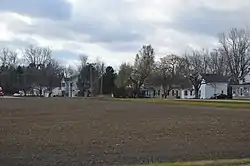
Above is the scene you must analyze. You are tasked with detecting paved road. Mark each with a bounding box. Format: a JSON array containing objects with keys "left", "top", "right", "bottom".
[{"left": 178, "top": 99, "right": 250, "bottom": 102}]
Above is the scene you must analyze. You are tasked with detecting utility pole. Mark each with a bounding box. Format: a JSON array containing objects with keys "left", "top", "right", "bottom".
[
  {"left": 89, "top": 63, "right": 97, "bottom": 96},
  {"left": 90, "top": 65, "right": 92, "bottom": 96},
  {"left": 100, "top": 76, "right": 103, "bottom": 95},
  {"left": 70, "top": 81, "right": 73, "bottom": 97},
  {"left": 100, "top": 63, "right": 104, "bottom": 95}
]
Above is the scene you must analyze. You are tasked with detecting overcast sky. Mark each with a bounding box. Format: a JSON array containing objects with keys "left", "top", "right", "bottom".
[{"left": 0, "top": 0, "right": 250, "bottom": 69}]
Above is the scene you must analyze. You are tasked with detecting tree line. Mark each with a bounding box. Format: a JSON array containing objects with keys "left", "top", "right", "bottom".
[
  {"left": 1, "top": 27, "right": 250, "bottom": 98},
  {"left": 76, "top": 55, "right": 116, "bottom": 96},
  {"left": 115, "top": 28, "right": 250, "bottom": 98},
  {"left": 0, "top": 46, "right": 117, "bottom": 96},
  {"left": 0, "top": 46, "right": 63, "bottom": 95}
]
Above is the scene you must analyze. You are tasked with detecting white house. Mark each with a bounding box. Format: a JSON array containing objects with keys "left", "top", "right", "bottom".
[
  {"left": 180, "top": 88, "right": 195, "bottom": 99},
  {"left": 44, "top": 87, "right": 62, "bottom": 97},
  {"left": 198, "top": 74, "right": 229, "bottom": 99},
  {"left": 61, "top": 75, "right": 80, "bottom": 97},
  {"left": 142, "top": 84, "right": 184, "bottom": 99},
  {"left": 231, "top": 72, "right": 250, "bottom": 99},
  {"left": 140, "top": 74, "right": 229, "bottom": 99},
  {"left": 141, "top": 84, "right": 162, "bottom": 98},
  {"left": 179, "top": 74, "right": 229, "bottom": 99},
  {"left": 142, "top": 82, "right": 193, "bottom": 99}
]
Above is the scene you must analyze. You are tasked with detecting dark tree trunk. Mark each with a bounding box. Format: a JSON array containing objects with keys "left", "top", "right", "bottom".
[
  {"left": 195, "top": 88, "right": 199, "bottom": 99},
  {"left": 39, "top": 87, "right": 42, "bottom": 97}
]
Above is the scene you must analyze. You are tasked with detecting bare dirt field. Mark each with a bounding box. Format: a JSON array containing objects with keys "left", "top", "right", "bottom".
[{"left": 1, "top": 98, "right": 250, "bottom": 166}]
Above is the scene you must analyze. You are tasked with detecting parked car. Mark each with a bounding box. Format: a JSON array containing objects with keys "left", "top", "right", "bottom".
[
  {"left": 13, "top": 93, "right": 21, "bottom": 97},
  {"left": 0, "top": 87, "right": 4, "bottom": 96},
  {"left": 211, "top": 94, "right": 228, "bottom": 99}
]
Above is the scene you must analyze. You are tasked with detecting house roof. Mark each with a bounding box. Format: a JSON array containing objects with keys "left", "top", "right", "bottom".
[
  {"left": 231, "top": 82, "right": 250, "bottom": 86},
  {"left": 180, "top": 80, "right": 193, "bottom": 89},
  {"left": 201, "top": 74, "right": 228, "bottom": 83}
]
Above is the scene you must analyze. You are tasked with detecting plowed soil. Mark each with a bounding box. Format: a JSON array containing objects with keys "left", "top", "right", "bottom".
[{"left": 1, "top": 98, "right": 250, "bottom": 166}]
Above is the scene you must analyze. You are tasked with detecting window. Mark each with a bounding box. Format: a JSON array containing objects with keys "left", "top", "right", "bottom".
[
  {"left": 184, "top": 90, "right": 188, "bottom": 96},
  {"left": 243, "top": 78, "right": 246, "bottom": 83},
  {"left": 158, "top": 90, "right": 161, "bottom": 96},
  {"left": 221, "top": 90, "right": 224, "bottom": 94},
  {"left": 190, "top": 90, "right": 193, "bottom": 96},
  {"left": 61, "top": 83, "right": 65, "bottom": 87},
  {"left": 172, "top": 90, "right": 175, "bottom": 96}
]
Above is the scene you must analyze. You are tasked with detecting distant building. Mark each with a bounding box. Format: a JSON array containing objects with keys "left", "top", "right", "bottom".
[
  {"left": 179, "top": 82, "right": 195, "bottom": 99},
  {"left": 141, "top": 84, "right": 162, "bottom": 98},
  {"left": 61, "top": 75, "right": 80, "bottom": 97},
  {"left": 231, "top": 72, "right": 250, "bottom": 99},
  {"left": 142, "top": 74, "right": 229, "bottom": 99},
  {"left": 141, "top": 82, "right": 190, "bottom": 99},
  {"left": 199, "top": 74, "right": 229, "bottom": 99},
  {"left": 180, "top": 74, "right": 229, "bottom": 99}
]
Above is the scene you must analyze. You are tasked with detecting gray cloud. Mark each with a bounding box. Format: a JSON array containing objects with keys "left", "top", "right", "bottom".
[
  {"left": 69, "top": 19, "right": 148, "bottom": 43},
  {"left": 4, "top": 15, "right": 149, "bottom": 46},
  {"left": 53, "top": 50, "right": 79, "bottom": 60},
  {"left": 0, "top": 38, "right": 38, "bottom": 49},
  {"left": 101, "top": 42, "right": 142, "bottom": 52},
  {"left": 7, "top": 19, "right": 76, "bottom": 41},
  {"left": 0, "top": 0, "right": 72, "bottom": 20},
  {"left": 0, "top": 0, "right": 153, "bottom": 53},
  {"left": 168, "top": 6, "right": 250, "bottom": 37},
  {"left": 3, "top": 0, "right": 250, "bottom": 66}
]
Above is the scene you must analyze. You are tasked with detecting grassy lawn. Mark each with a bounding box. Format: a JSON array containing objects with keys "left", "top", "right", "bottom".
[
  {"left": 129, "top": 158, "right": 250, "bottom": 166},
  {"left": 113, "top": 98, "right": 250, "bottom": 109}
]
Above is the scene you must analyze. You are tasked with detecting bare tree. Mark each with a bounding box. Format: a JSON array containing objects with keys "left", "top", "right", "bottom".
[
  {"left": 64, "top": 65, "right": 75, "bottom": 78},
  {"left": 45, "top": 59, "right": 64, "bottom": 96},
  {"left": 184, "top": 50, "right": 209, "bottom": 99},
  {"left": 8, "top": 51, "right": 18, "bottom": 66},
  {"left": 219, "top": 28, "right": 250, "bottom": 84},
  {"left": 92, "top": 58, "right": 105, "bottom": 95},
  {"left": 78, "top": 54, "right": 88, "bottom": 72},
  {"left": 207, "top": 49, "right": 228, "bottom": 75},
  {"left": 0, "top": 48, "right": 8, "bottom": 67},
  {"left": 130, "top": 45, "right": 155, "bottom": 97},
  {"left": 98, "top": 62, "right": 105, "bottom": 95},
  {"left": 94, "top": 58, "right": 105, "bottom": 77},
  {"left": 23, "top": 45, "right": 52, "bottom": 67},
  {"left": 0, "top": 48, "right": 19, "bottom": 67},
  {"left": 22, "top": 45, "right": 53, "bottom": 96},
  {"left": 115, "top": 63, "right": 133, "bottom": 88},
  {"left": 156, "top": 54, "right": 183, "bottom": 98}
]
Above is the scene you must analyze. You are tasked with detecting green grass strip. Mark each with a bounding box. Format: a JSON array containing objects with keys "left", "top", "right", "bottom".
[
  {"left": 127, "top": 158, "right": 250, "bottom": 166},
  {"left": 113, "top": 98, "right": 250, "bottom": 109}
]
